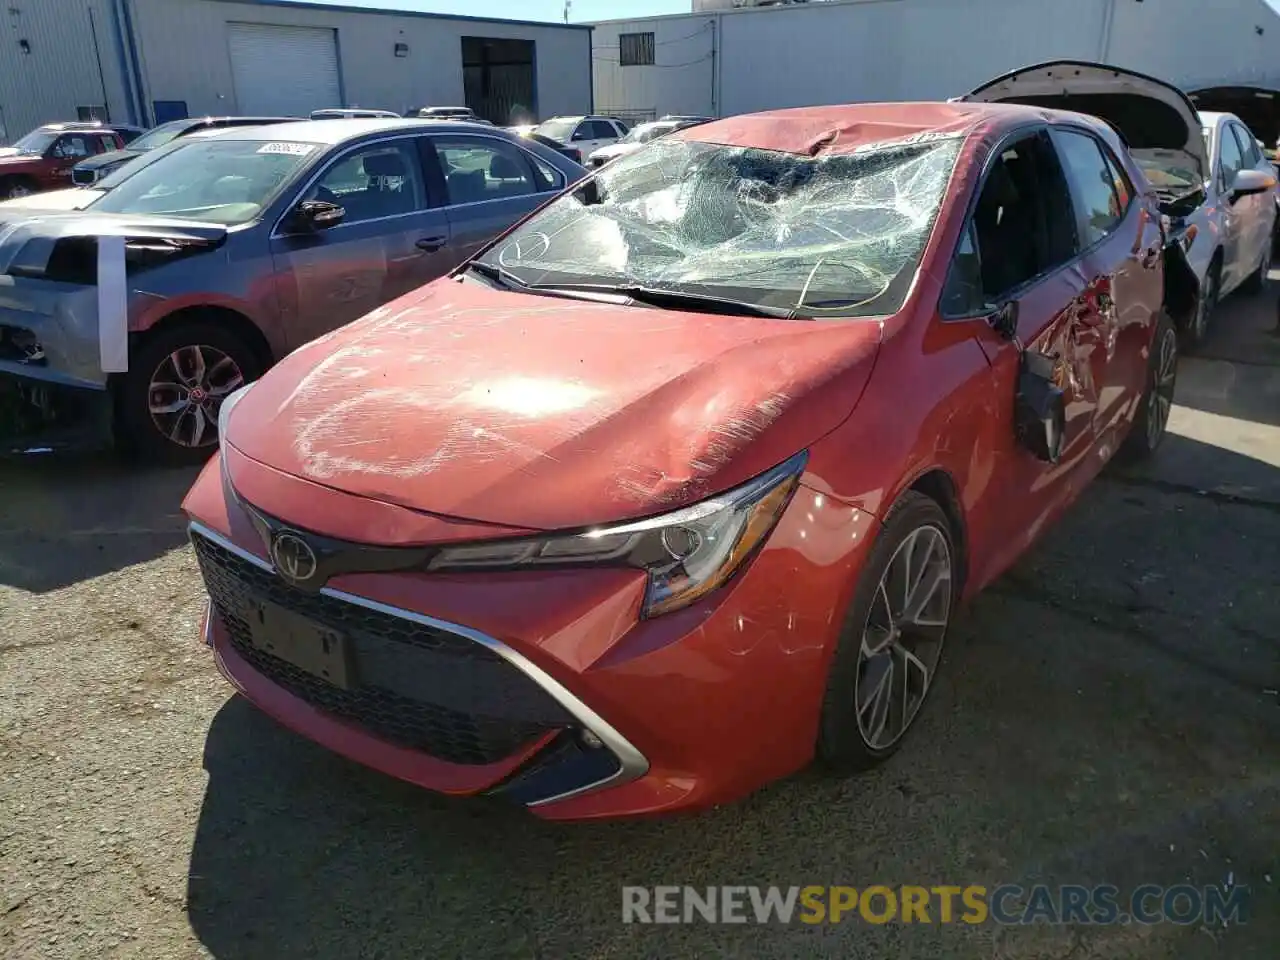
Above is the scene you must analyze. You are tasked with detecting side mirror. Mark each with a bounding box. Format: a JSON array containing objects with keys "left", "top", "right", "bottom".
[
  {"left": 985, "top": 299, "right": 1019, "bottom": 341},
  {"left": 290, "top": 199, "right": 345, "bottom": 232},
  {"left": 1230, "top": 168, "right": 1276, "bottom": 201}
]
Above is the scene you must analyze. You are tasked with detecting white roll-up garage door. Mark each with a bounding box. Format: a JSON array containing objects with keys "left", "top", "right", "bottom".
[{"left": 227, "top": 23, "right": 341, "bottom": 117}]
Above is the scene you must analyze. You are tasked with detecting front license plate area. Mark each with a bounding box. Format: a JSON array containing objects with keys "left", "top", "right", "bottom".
[{"left": 242, "top": 599, "right": 353, "bottom": 689}]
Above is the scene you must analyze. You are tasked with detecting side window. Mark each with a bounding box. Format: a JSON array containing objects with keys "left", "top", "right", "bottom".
[
  {"left": 1055, "top": 129, "right": 1123, "bottom": 247},
  {"left": 52, "top": 135, "right": 91, "bottom": 159},
  {"left": 590, "top": 120, "right": 618, "bottom": 139},
  {"left": 941, "top": 132, "right": 1079, "bottom": 315},
  {"left": 1219, "top": 125, "right": 1245, "bottom": 192},
  {"left": 92, "top": 135, "right": 115, "bottom": 154},
  {"left": 434, "top": 137, "right": 538, "bottom": 206},
  {"left": 1100, "top": 145, "right": 1134, "bottom": 216},
  {"left": 526, "top": 152, "right": 565, "bottom": 192},
  {"left": 305, "top": 139, "right": 425, "bottom": 224},
  {"left": 1231, "top": 123, "right": 1262, "bottom": 167},
  {"left": 613, "top": 119, "right": 630, "bottom": 135},
  {"left": 570, "top": 122, "right": 591, "bottom": 142}
]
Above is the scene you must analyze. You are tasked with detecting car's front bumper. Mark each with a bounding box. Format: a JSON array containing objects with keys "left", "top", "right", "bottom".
[{"left": 183, "top": 451, "right": 879, "bottom": 820}]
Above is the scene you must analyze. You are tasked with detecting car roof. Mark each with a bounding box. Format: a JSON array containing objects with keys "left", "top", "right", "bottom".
[
  {"left": 194, "top": 117, "right": 494, "bottom": 144},
  {"left": 680, "top": 101, "right": 1111, "bottom": 155}
]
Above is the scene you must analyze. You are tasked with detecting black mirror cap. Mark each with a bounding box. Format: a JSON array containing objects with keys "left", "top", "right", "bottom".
[
  {"left": 987, "top": 299, "right": 1019, "bottom": 341},
  {"left": 1015, "top": 350, "right": 1067, "bottom": 464},
  {"left": 294, "top": 199, "right": 345, "bottom": 231}
]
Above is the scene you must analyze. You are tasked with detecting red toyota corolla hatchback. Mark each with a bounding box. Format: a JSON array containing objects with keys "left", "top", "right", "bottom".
[{"left": 185, "top": 79, "right": 1196, "bottom": 820}]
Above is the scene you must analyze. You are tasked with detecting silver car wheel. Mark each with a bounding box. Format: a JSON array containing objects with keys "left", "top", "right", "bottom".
[
  {"left": 1146, "top": 324, "right": 1177, "bottom": 448},
  {"left": 148, "top": 345, "right": 244, "bottom": 449},
  {"left": 1192, "top": 269, "right": 1217, "bottom": 341},
  {"left": 855, "top": 524, "right": 952, "bottom": 751}
]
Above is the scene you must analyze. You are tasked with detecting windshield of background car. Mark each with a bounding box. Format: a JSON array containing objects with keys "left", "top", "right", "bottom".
[
  {"left": 1136, "top": 156, "right": 1201, "bottom": 193},
  {"left": 535, "top": 118, "right": 580, "bottom": 142},
  {"left": 478, "top": 134, "right": 963, "bottom": 318},
  {"left": 87, "top": 138, "right": 318, "bottom": 224},
  {"left": 620, "top": 122, "right": 678, "bottom": 145},
  {"left": 127, "top": 120, "right": 195, "bottom": 152},
  {"left": 11, "top": 131, "right": 56, "bottom": 155}
]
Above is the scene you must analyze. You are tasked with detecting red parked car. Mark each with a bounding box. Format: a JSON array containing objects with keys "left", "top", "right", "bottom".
[
  {"left": 0, "top": 123, "right": 125, "bottom": 199},
  {"left": 185, "top": 80, "right": 1192, "bottom": 819}
]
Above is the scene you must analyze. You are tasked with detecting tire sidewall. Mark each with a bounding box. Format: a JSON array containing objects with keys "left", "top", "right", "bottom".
[
  {"left": 817, "top": 491, "right": 957, "bottom": 771},
  {"left": 114, "top": 321, "right": 263, "bottom": 465}
]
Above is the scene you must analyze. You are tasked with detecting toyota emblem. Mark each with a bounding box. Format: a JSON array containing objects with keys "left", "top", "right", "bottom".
[{"left": 270, "top": 530, "right": 319, "bottom": 583}]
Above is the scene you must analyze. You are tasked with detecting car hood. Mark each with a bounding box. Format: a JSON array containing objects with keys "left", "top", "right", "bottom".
[
  {"left": 225, "top": 279, "right": 883, "bottom": 532},
  {"left": 0, "top": 188, "right": 103, "bottom": 211},
  {"left": 0, "top": 153, "right": 40, "bottom": 169},
  {"left": 963, "top": 60, "right": 1208, "bottom": 180},
  {"left": 590, "top": 143, "right": 637, "bottom": 162},
  {"left": 76, "top": 149, "right": 143, "bottom": 171}
]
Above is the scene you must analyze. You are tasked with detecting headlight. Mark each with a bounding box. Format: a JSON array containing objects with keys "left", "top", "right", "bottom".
[
  {"left": 428, "top": 451, "right": 807, "bottom": 617},
  {"left": 217, "top": 383, "right": 254, "bottom": 444}
]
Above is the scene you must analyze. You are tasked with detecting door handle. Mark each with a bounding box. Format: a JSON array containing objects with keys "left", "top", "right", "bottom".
[{"left": 415, "top": 236, "right": 446, "bottom": 252}]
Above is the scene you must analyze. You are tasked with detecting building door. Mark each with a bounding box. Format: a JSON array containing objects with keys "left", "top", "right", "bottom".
[
  {"left": 461, "top": 37, "right": 536, "bottom": 126},
  {"left": 227, "top": 23, "right": 341, "bottom": 117}
]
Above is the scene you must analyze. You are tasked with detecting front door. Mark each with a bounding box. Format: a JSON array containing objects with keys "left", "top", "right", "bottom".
[
  {"left": 44, "top": 133, "right": 97, "bottom": 189},
  {"left": 569, "top": 119, "right": 618, "bottom": 157},
  {"left": 270, "top": 136, "right": 453, "bottom": 349},
  {"left": 1216, "top": 122, "right": 1251, "bottom": 292},
  {"left": 940, "top": 130, "right": 1097, "bottom": 584},
  {"left": 426, "top": 132, "right": 566, "bottom": 267}
]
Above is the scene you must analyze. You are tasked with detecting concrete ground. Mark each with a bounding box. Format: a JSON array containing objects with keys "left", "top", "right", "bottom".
[{"left": 1, "top": 288, "right": 1278, "bottom": 960}]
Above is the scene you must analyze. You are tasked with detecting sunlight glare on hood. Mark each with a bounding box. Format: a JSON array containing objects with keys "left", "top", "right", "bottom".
[{"left": 458, "top": 377, "right": 601, "bottom": 417}]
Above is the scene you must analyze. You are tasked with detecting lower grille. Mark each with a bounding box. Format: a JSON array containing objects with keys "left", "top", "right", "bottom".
[
  {"left": 192, "top": 531, "right": 574, "bottom": 766},
  {"left": 71, "top": 169, "right": 96, "bottom": 186}
]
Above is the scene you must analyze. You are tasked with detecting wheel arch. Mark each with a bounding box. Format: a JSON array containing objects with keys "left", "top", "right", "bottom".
[
  {"left": 127, "top": 304, "right": 275, "bottom": 371},
  {"left": 904, "top": 467, "right": 969, "bottom": 597}
]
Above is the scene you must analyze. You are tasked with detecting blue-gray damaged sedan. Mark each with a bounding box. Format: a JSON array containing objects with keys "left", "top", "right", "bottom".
[{"left": 0, "top": 118, "right": 584, "bottom": 461}]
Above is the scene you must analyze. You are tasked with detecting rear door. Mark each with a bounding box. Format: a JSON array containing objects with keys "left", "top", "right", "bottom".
[
  {"left": 269, "top": 135, "right": 452, "bottom": 349},
  {"left": 938, "top": 129, "right": 1095, "bottom": 574},
  {"left": 1050, "top": 124, "right": 1163, "bottom": 435},
  {"left": 426, "top": 132, "right": 567, "bottom": 267}
]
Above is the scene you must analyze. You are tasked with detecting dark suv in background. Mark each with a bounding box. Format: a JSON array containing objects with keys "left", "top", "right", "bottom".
[{"left": 71, "top": 116, "right": 299, "bottom": 185}]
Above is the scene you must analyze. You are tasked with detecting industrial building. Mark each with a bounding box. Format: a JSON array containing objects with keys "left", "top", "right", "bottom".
[
  {"left": 591, "top": 0, "right": 1280, "bottom": 136},
  {"left": 0, "top": 0, "right": 592, "bottom": 144}
]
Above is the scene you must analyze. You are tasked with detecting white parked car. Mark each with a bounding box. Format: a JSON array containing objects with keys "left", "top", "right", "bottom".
[
  {"left": 963, "top": 62, "right": 1278, "bottom": 352},
  {"left": 532, "top": 115, "right": 628, "bottom": 157},
  {"left": 585, "top": 116, "right": 713, "bottom": 169}
]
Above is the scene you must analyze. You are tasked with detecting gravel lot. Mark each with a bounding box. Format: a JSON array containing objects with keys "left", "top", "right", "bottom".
[{"left": 2, "top": 292, "right": 1279, "bottom": 959}]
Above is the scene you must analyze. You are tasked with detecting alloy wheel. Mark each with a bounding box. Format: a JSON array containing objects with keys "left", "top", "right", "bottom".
[
  {"left": 147, "top": 344, "right": 244, "bottom": 449},
  {"left": 855, "top": 524, "right": 953, "bottom": 750},
  {"left": 5, "top": 183, "right": 31, "bottom": 199},
  {"left": 1146, "top": 325, "right": 1177, "bottom": 449}
]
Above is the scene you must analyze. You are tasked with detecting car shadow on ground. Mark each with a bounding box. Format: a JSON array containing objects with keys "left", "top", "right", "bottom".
[
  {"left": 185, "top": 434, "right": 1280, "bottom": 960},
  {"left": 0, "top": 453, "right": 199, "bottom": 592}
]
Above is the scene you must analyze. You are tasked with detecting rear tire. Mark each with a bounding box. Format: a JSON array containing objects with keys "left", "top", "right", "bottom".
[
  {"left": 114, "top": 321, "right": 263, "bottom": 466},
  {"left": 1118, "top": 312, "right": 1177, "bottom": 463},
  {"left": 817, "top": 491, "right": 957, "bottom": 773}
]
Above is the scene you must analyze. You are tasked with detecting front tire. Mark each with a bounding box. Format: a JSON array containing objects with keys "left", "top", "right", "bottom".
[
  {"left": 0, "top": 176, "right": 36, "bottom": 200},
  {"left": 1119, "top": 312, "right": 1177, "bottom": 463},
  {"left": 1181, "top": 262, "right": 1218, "bottom": 353},
  {"left": 817, "top": 491, "right": 957, "bottom": 772},
  {"left": 114, "top": 321, "right": 262, "bottom": 466}
]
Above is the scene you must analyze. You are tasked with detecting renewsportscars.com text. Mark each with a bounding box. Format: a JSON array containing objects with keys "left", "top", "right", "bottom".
[{"left": 621, "top": 884, "right": 1250, "bottom": 926}]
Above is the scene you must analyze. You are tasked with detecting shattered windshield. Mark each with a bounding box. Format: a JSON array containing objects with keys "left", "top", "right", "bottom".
[{"left": 478, "top": 134, "right": 962, "bottom": 318}]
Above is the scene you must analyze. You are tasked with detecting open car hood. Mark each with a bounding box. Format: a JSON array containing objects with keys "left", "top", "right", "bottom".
[{"left": 963, "top": 60, "right": 1207, "bottom": 181}]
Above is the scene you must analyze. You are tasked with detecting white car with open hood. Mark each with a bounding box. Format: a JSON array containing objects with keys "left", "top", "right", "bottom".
[{"left": 963, "top": 60, "right": 1278, "bottom": 351}]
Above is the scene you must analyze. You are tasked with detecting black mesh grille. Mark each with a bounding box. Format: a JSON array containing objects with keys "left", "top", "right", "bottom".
[
  {"left": 192, "top": 531, "right": 573, "bottom": 766},
  {"left": 71, "top": 169, "right": 96, "bottom": 185}
]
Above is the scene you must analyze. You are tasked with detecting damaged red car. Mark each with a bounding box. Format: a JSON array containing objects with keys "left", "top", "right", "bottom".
[{"left": 185, "top": 87, "right": 1188, "bottom": 819}]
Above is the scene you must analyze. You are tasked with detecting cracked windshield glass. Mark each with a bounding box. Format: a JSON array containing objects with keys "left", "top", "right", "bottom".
[{"left": 479, "top": 134, "right": 962, "bottom": 317}]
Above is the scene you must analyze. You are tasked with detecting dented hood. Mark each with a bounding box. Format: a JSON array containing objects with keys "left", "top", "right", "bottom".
[
  {"left": 225, "top": 280, "right": 882, "bottom": 532},
  {"left": 964, "top": 60, "right": 1207, "bottom": 180}
]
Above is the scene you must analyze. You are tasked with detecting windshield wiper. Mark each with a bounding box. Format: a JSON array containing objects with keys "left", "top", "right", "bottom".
[
  {"left": 526, "top": 282, "right": 797, "bottom": 319},
  {"left": 464, "top": 260, "right": 530, "bottom": 290}
]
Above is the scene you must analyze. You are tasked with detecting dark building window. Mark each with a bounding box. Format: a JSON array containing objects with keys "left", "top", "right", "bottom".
[{"left": 619, "top": 32, "right": 655, "bottom": 67}]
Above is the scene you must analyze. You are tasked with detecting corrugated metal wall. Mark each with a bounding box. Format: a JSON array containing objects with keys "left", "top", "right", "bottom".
[{"left": 0, "top": 0, "right": 133, "bottom": 144}]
